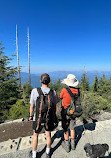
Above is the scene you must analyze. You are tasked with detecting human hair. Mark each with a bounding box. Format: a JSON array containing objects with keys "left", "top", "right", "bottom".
[{"left": 41, "top": 73, "right": 50, "bottom": 85}]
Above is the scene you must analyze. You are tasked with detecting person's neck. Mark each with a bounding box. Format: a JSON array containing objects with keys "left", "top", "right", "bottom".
[{"left": 42, "top": 84, "right": 48, "bottom": 88}]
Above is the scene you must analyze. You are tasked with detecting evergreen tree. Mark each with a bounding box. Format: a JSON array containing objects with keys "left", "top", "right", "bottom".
[
  {"left": 92, "top": 75, "right": 98, "bottom": 92},
  {"left": 23, "top": 81, "right": 32, "bottom": 103},
  {"left": 9, "top": 82, "right": 32, "bottom": 120},
  {"left": 49, "top": 78, "right": 64, "bottom": 96},
  {"left": 80, "top": 72, "right": 90, "bottom": 91},
  {"left": 0, "top": 42, "right": 19, "bottom": 121},
  {"left": 53, "top": 78, "right": 61, "bottom": 91},
  {"left": 98, "top": 73, "right": 106, "bottom": 95},
  {"left": 98, "top": 74, "right": 111, "bottom": 98}
]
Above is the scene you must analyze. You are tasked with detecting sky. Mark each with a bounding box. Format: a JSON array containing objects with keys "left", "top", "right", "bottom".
[{"left": 0, "top": 0, "right": 111, "bottom": 74}]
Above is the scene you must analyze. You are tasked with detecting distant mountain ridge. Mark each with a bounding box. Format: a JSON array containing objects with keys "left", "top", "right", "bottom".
[
  {"left": 20, "top": 72, "right": 41, "bottom": 87},
  {"left": 20, "top": 71, "right": 111, "bottom": 87}
]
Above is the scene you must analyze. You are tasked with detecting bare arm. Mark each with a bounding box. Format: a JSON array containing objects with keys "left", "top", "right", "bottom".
[{"left": 29, "top": 104, "right": 35, "bottom": 121}]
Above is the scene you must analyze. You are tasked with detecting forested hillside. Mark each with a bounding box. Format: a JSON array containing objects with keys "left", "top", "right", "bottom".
[{"left": 0, "top": 42, "right": 111, "bottom": 123}]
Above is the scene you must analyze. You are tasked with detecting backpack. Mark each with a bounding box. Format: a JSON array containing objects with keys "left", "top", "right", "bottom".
[
  {"left": 35, "top": 88, "right": 58, "bottom": 132},
  {"left": 65, "top": 88, "right": 83, "bottom": 119}
]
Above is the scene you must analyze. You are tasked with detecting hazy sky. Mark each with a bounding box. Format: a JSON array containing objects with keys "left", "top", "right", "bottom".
[{"left": 0, "top": 0, "right": 111, "bottom": 73}]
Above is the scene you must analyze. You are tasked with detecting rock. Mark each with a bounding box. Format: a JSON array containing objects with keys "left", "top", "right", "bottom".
[
  {"left": 0, "top": 145, "right": 3, "bottom": 149},
  {"left": 10, "top": 145, "right": 13, "bottom": 149},
  {"left": 22, "top": 118, "right": 25, "bottom": 122}
]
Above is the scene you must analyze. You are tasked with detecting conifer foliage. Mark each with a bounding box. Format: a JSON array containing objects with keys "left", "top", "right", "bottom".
[
  {"left": 9, "top": 82, "right": 32, "bottom": 120},
  {"left": 80, "top": 72, "right": 90, "bottom": 91},
  {"left": 0, "top": 41, "right": 111, "bottom": 121},
  {"left": 92, "top": 75, "right": 98, "bottom": 92},
  {"left": 0, "top": 42, "right": 19, "bottom": 121}
]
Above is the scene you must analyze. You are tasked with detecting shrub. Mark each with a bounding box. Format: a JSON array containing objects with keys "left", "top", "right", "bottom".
[
  {"left": 9, "top": 100, "right": 29, "bottom": 120},
  {"left": 81, "top": 92, "right": 111, "bottom": 119}
]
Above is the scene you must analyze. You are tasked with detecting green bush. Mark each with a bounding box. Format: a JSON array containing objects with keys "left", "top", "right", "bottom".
[
  {"left": 9, "top": 100, "right": 30, "bottom": 120},
  {"left": 81, "top": 92, "right": 111, "bottom": 119}
]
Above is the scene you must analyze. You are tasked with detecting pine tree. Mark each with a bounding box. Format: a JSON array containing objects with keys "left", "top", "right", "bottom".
[
  {"left": 9, "top": 82, "right": 32, "bottom": 120},
  {"left": 98, "top": 73, "right": 106, "bottom": 95},
  {"left": 92, "top": 75, "right": 98, "bottom": 92},
  {"left": 80, "top": 72, "right": 90, "bottom": 91},
  {"left": 98, "top": 73, "right": 111, "bottom": 97},
  {"left": 0, "top": 42, "right": 19, "bottom": 121},
  {"left": 23, "top": 81, "right": 32, "bottom": 102}
]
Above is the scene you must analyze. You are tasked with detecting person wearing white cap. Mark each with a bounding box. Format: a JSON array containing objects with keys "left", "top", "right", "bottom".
[{"left": 60, "top": 74, "right": 80, "bottom": 152}]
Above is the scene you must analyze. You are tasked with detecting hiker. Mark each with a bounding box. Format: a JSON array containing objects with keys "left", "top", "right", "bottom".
[
  {"left": 60, "top": 74, "right": 82, "bottom": 152},
  {"left": 29, "top": 73, "right": 59, "bottom": 158}
]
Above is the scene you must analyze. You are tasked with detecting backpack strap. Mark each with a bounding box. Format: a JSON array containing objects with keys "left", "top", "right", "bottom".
[
  {"left": 66, "top": 88, "right": 74, "bottom": 97},
  {"left": 48, "top": 89, "right": 53, "bottom": 96},
  {"left": 36, "top": 88, "right": 44, "bottom": 131},
  {"left": 36, "top": 94, "right": 44, "bottom": 131},
  {"left": 66, "top": 88, "right": 80, "bottom": 97},
  {"left": 37, "top": 87, "right": 44, "bottom": 97},
  {"left": 45, "top": 89, "right": 54, "bottom": 129},
  {"left": 77, "top": 88, "right": 80, "bottom": 96}
]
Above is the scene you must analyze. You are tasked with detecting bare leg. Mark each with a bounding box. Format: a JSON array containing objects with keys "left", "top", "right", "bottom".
[
  {"left": 45, "top": 131, "right": 51, "bottom": 148},
  {"left": 70, "top": 129, "right": 75, "bottom": 139},
  {"left": 32, "top": 131, "right": 39, "bottom": 151},
  {"left": 62, "top": 131, "right": 70, "bottom": 152},
  {"left": 64, "top": 131, "right": 69, "bottom": 140},
  {"left": 70, "top": 129, "right": 75, "bottom": 150}
]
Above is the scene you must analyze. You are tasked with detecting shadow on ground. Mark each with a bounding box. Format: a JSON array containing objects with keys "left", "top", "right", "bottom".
[
  {"left": 36, "top": 130, "right": 64, "bottom": 158},
  {"left": 75, "top": 118, "right": 97, "bottom": 148},
  {"left": 28, "top": 118, "right": 98, "bottom": 158},
  {"left": 35, "top": 119, "right": 98, "bottom": 158}
]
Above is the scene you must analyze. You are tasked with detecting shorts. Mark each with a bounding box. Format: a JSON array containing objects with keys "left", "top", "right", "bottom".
[
  {"left": 61, "top": 109, "right": 76, "bottom": 132},
  {"left": 32, "top": 121, "right": 54, "bottom": 133}
]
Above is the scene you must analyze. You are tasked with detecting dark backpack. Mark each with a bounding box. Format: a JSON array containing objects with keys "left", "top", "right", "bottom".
[
  {"left": 35, "top": 88, "right": 58, "bottom": 131},
  {"left": 65, "top": 88, "right": 83, "bottom": 119}
]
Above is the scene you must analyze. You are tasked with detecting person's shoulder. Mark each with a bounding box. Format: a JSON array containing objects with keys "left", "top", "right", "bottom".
[
  {"left": 32, "top": 88, "right": 37, "bottom": 91},
  {"left": 49, "top": 89, "right": 56, "bottom": 95},
  {"left": 62, "top": 88, "right": 66, "bottom": 90},
  {"left": 52, "top": 89, "right": 57, "bottom": 95},
  {"left": 75, "top": 87, "right": 81, "bottom": 91},
  {"left": 41, "top": 87, "right": 50, "bottom": 90},
  {"left": 61, "top": 88, "right": 67, "bottom": 93},
  {"left": 71, "top": 87, "right": 81, "bottom": 94},
  {"left": 31, "top": 88, "right": 38, "bottom": 93}
]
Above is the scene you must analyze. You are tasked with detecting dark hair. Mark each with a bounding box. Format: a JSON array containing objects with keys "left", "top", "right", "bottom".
[{"left": 41, "top": 73, "right": 50, "bottom": 85}]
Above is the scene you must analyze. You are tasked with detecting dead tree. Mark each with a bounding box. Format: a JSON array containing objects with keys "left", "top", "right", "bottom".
[
  {"left": 16, "top": 24, "right": 21, "bottom": 85},
  {"left": 27, "top": 27, "right": 31, "bottom": 85}
]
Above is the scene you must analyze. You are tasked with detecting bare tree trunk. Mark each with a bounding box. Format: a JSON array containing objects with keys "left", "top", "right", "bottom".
[
  {"left": 16, "top": 24, "right": 21, "bottom": 85},
  {"left": 27, "top": 27, "right": 31, "bottom": 85}
]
